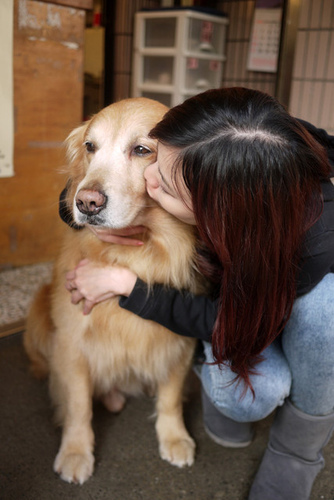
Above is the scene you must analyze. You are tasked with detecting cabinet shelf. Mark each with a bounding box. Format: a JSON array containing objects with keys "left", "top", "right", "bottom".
[
  {"left": 139, "top": 83, "right": 175, "bottom": 93},
  {"left": 183, "top": 51, "right": 226, "bottom": 62},
  {"left": 140, "top": 47, "right": 226, "bottom": 62},
  {"left": 139, "top": 48, "right": 178, "bottom": 57}
]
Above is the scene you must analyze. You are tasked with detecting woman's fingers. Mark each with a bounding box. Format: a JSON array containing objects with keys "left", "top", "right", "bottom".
[
  {"left": 87, "top": 225, "right": 146, "bottom": 245},
  {"left": 70, "top": 289, "right": 85, "bottom": 304}
]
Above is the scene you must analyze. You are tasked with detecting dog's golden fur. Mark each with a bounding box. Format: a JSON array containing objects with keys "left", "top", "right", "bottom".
[{"left": 24, "top": 98, "right": 204, "bottom": 484}]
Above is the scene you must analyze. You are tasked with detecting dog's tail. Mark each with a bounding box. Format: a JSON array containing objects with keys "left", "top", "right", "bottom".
[{"left": 24, "top": 284, "right": 54, "bottom": 379}]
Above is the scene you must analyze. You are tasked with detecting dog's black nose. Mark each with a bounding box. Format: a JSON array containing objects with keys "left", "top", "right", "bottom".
[{"left": 76, "top": 189, "right": 107, "bottom": 215}]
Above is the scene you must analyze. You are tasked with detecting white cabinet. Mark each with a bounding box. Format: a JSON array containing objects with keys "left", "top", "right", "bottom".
[{"left": 132, "top": 9, "right": 228, "bottom": 108}]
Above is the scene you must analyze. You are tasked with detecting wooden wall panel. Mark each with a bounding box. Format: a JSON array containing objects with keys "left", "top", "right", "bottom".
[{"left": 0, "top": 0, "right": 89, "bottom": 268}]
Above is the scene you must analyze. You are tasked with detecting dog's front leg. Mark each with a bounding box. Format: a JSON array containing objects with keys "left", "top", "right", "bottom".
[
  {"left": 50, "top": 333, "right": 94, "bottom": 484},
  {"left": 156, "top": 365, "right": 195, "bottom": 468}
]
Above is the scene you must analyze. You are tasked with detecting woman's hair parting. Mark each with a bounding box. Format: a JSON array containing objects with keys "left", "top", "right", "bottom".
[{"left": 150, "top": 87, "right": 331, "bottom": 395}]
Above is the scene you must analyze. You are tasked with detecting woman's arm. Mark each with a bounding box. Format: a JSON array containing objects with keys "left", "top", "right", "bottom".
[
  {"left": 66, "top": 259, "right": 217, "bottom": 341},
  {"left": 119, "top": 278, "right": 217, "bottom": 342}
]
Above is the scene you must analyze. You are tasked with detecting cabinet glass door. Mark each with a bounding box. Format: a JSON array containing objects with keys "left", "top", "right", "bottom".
[
  {"left": 188, "top": 18, "right": 225, "bottom": 55},
  {"left": 185, "top": 58, "right": 221, "bottom": 90},
  {"left": 144, "top": 18, "right": 176, "bottom": 48},
  {"left": 143, "top": 56, "right": 174, "bottom": 85}
]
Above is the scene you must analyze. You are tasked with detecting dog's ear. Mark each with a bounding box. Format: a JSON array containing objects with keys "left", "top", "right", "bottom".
[{"left": 65, "top": 123, "right": 88, "bottom": 166}]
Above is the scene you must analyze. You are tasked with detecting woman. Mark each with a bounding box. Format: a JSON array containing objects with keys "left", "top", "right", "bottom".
[{"left": 64, "top": 88, "right": 334, "bottom": 499}]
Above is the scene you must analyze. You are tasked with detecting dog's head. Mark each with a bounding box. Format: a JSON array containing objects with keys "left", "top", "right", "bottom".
[{"left": 64, "top": 98, "right": 168, "bottom": 228}]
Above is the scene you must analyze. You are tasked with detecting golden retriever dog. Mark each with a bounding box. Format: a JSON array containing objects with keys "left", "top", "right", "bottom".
[{"left": 24, "top": 98, "right": 205, "bottom": 485}]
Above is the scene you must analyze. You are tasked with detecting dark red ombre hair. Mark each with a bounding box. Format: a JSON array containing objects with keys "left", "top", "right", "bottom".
[{"left": 150, "top": 87, "right": 331, "bottom": 392}]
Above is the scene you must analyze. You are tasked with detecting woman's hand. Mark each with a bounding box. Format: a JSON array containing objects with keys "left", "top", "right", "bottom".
[
  {"left": 87, "top": 225, "right": 146, "bottom": 246},
  {"left": 65, "top": 259, "right": 137, "bottom": 315}
]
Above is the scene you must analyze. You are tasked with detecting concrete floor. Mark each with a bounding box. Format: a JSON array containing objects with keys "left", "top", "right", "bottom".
[{"left": 0, "top": 332, "right": 333, "bottom": 500}]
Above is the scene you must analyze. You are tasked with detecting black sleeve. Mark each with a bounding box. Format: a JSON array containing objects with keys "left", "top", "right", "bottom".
[
  {"left": 297, "top": 119, "right": 334, "bottom": 172},
  {"left": 59, "top": 185, "right": 83, "bottom": 230},
  {"left": 297, "top": 231, "right": 334, "bottom": 296},
  {"left": 296, "top": 182, "right": 334, "bottom": 296},
  {"left": 294, "top": 121, "right": 334, "bottom": 294},
  {"left": 119, "top": 278, "right": 217, "bottom": 342}
]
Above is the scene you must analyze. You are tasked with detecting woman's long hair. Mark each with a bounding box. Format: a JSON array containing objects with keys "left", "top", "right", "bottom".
[{"left": 150, "top": 87, "right": 331, "bottom": 392}]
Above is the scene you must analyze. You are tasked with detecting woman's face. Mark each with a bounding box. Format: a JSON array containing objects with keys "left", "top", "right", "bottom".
[{"left": 144, "top": 143, "right": 196, "bottom": 225}]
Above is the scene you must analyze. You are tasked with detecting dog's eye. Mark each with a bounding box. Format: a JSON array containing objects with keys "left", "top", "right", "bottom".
[
  {"left": 85, "top": 141, "right": 95, "bottom": 153},
  {"left": 133, "top": 145, "right": 152, "bottom": 157}
]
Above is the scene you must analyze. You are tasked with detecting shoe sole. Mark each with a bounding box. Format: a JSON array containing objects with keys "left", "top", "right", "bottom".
[{"left": 204, "top": 424, "right": 253, "bottom": 448}]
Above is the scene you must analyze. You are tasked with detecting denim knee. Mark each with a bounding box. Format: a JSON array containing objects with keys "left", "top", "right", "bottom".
[
  {"left": 282, "top": 273, "right": 334, "bottom": 415},
  {"left": 201, "top": 341, "right": 291, "bottom": 423}
]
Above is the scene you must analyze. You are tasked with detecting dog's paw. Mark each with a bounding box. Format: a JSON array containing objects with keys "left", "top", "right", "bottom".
[
  {"left": 159, "top": 437, "right": 195, "bottom": 467},
  {"left": 53, "top": 450, "right": 94, "bottom": 484}
]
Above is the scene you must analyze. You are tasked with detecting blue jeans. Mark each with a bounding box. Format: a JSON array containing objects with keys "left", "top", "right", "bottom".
[{"left": 200, "top": 273, "right": 334, "bottom": 420}]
